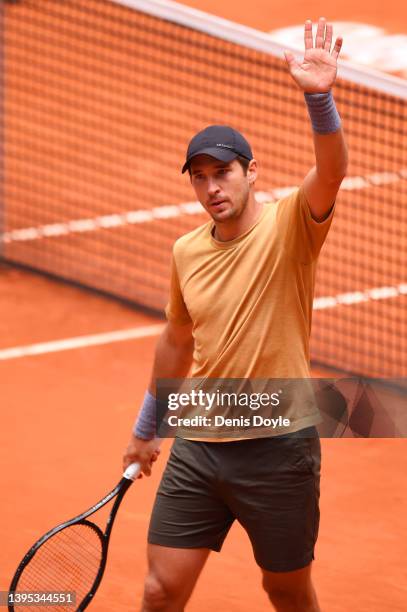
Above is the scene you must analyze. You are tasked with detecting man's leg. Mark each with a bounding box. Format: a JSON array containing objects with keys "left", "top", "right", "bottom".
[
  {"left": 143, "top": 438, "right": 234, "bottom": 611},
  {"left": 217, "top": 432, "right": 321, "bottom": 611},
  {"left": 141, "top": 544, "right": 210, "bottom": 612},
  {"left": 261, "top": 562, "right": 320, "bottom": 612}
]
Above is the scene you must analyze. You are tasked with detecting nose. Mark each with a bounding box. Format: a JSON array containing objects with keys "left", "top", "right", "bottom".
[{"left": 207, "top": 176, "right": 220, "bottom": 196}]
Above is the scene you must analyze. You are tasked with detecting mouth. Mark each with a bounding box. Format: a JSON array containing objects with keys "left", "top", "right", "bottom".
[{"left": 209, "top": 199, "right": 228, "bottom": 208}]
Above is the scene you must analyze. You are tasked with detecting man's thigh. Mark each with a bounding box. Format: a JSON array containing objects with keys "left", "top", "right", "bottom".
[
  {"left": 148, "top": 438, "right": 234, "bottom": 551},
  {"left": 146, "top": 544, "right": 210, "bottom": 595},
  {"left": 220, "top": 429, "right": 321, "bottom": 572}
]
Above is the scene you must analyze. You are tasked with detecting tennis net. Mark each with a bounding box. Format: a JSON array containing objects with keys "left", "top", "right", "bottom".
[{"left": 1, "top": 0, "right": 406, "bottom": 378}]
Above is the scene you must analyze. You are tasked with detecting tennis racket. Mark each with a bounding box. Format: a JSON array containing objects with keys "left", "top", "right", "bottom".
[{"left": 8, "top": 462, "right": 142, "bottom": 612}]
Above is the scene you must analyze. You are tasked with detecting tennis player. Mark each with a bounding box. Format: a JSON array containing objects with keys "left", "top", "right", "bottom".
[{"left": 124, "top": 18, "right": 347, "bottom": 612}]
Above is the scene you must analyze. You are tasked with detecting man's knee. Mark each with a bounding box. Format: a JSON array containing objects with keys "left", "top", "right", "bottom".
[
  {"left": 264, "top": 583, "right": 317, "bottom": 609},
  {"left": 262, "top": 567, "right": 318, "bottom": 610},
  {"left": 142, "top": 573, "right": 179, "bottom": 611},
  {"left": 264, "top": 582, "right": 303, "bottom": 605}
]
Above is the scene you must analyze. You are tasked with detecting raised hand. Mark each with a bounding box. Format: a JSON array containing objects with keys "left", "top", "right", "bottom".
[{"left": 284, "top": 17, "right": 343, "bottom": 93}]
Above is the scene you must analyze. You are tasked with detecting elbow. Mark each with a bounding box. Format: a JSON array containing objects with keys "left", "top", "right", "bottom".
[
  {"left": 322, "top": 140, "right": 349, "bottom": 185},
  {"left": 317, "top": 167, "right": 347, "bottom": 189},
  {"left": 334, "top": 168, "right": 348, "bottom": 187},
  {"left": 326, "top": 156, "right": 349, "bottom": 186}
]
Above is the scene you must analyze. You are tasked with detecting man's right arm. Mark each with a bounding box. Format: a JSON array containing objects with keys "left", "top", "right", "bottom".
[
  {"left": 147, "top": 318, "right": 194, "bottom": 396},
  {"left": 123, "top": 319, "right": 194, "bottom": 476}
]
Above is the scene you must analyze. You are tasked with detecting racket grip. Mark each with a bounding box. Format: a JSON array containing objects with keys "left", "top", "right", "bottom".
[{"left": 123, "top": 462, "right": 141, "bottom": 481}]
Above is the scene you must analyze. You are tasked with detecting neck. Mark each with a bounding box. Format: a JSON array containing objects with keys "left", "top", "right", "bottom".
[{"left": 213, "top": 193, "right": 263, "bottom": 242}]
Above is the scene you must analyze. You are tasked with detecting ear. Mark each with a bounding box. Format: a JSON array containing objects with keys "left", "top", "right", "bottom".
[{"left": 247, "top": 159, "right": 258, "bottom": 185}]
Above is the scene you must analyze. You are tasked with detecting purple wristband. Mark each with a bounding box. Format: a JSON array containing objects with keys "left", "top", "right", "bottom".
[
  {"left": 133, "top": 390, "right": 157, "bottom": 440},
  {"left": 304, "top": 91, "right": 341, "bottom": 134}
]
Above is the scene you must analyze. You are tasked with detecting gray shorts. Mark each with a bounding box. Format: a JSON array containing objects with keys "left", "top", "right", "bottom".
[{"left": 148, "top": 428, "right": 321, "bottom": 572}]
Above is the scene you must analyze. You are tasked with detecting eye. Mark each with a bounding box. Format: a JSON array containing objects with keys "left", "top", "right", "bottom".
[{"left": 217, "top": 168, "right": 229, "bottom": 176}]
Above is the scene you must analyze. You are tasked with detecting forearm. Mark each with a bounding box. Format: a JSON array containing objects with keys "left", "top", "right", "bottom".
[
  {"left": 305, "top": 91, "right": 348, "bottom": 183},
  {"left": 133, "top": 325, "right": 193, "bottom": 440},
  {"left": 301, "top": 91, "right": 349, "bottom": 219},
  {"left": 311, "top": 125, "right": 348, "bottom": 184}
]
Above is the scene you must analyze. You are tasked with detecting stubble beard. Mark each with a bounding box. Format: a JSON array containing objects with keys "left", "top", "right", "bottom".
[{"left": 211, "top": 186, "right": 250, "bottom": 224}]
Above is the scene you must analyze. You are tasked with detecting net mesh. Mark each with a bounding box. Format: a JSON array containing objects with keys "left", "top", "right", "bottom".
[
  {"left": 12, "top": 523, "right": 102, "bottom": 611},
  {"left": 1, "top": 0, "right": 406, "bottom": 378}
]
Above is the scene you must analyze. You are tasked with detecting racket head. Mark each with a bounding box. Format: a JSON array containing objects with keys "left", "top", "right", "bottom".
[
  {"left": 9, "top": 519, "right": 106, "bottom": 611},
  {"left": 8, "top": 464, "right": 141, "bottom": 611}
]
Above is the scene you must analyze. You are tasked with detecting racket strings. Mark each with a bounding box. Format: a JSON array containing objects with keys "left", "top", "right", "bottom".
[{"left": 14, "top": 523, "right": 103, "bottom": 611}]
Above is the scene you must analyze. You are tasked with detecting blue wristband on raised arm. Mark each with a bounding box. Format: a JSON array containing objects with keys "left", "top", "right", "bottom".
[
  {"left": 304, "top": 91, "right": 341, "bottom": 134},
  {"left": 133, "top": 390, "right": 157, "bottom": 440}
]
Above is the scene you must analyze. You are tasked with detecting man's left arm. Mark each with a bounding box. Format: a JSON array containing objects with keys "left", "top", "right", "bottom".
[{"left": 284, "top": 17, "right": 349, "bottom": 221}]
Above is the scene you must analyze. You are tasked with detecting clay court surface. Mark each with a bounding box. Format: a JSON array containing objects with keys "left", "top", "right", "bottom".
[
  {"left": 1, "top": 265, "right": 407, "bottom": 611},
  {"left": 1, "top": 0, "right": 407, "bottom": 610},
  {"left": 181, "top": 0, "right": 406, "bottom": 39}
]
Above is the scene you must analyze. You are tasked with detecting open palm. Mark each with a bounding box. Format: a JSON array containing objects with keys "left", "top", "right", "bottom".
[{"left": 284, "top": 18, "right": 343, "bottom": 93}]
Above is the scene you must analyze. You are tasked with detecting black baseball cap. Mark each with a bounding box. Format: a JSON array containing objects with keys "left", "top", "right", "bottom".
[{"left": 182, "top": 125, "right": 253, "bottom": 174}]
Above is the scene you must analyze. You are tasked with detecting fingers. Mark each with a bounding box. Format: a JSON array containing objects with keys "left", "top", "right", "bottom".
[
  {"left": 304, "top": 17, "right": 342, "bottom": 57},
  {"left": 332, "top": 37, "right": 343, "bottom": 60},
  {"left": 123, "top": 456, "right": 131, "bottom": 471},
  {"left": 304, "top": 20, "right": 313, "bottom": 50},
  {"left": 315, "top": 17, "right": 326, "bottom": 49},
  {"left": 123, "top": 450, "right": 160, "bottom": 476},
  {"left": 324, "top": 23, "right": 333, "bottom": 51},
  {"left": 143, "top": 464, "right": 152, "bottom": 477},
  {"left": 122, "top": 437, "right": 161, "bottom": 478}
]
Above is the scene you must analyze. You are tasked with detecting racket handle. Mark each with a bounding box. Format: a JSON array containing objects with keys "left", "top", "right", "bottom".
[{"left": 123, "top": 462, "right": 141, "bottom": 480}]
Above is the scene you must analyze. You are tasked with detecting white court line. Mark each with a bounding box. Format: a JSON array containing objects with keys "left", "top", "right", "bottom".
[
  {"left": 0, "top": 282, "right": 405, "bottom": 361},
  {"left": 1, "top": 171, "right": 406, "bottom": 246},
  {"left": 313, "top": 283, "right": 406, "bottom": 310},
  {"left": 0, "top": 324, "right": 165, "bottom": 361}
]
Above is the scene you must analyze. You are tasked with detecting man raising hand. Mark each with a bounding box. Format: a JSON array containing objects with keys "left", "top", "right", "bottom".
[{"left": 125, "top": 17, "right": 347, "bottom": 612}]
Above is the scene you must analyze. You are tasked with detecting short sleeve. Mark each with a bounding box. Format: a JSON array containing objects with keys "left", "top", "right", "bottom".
[
  {"left": 276, "top": 185, "right": 335, "bottom": 264},
  {"left": 165, "top": 254, "right": 192, "bottom": 325}
]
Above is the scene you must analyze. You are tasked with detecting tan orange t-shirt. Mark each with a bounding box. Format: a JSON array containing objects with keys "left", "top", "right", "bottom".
[{"left": 165, "top": 186, "right": 335, "bottom": 436}]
